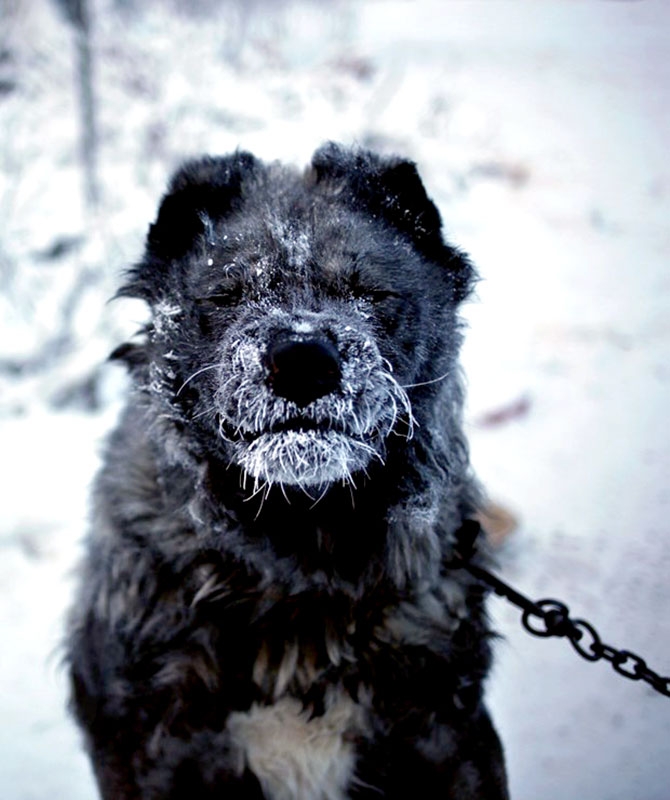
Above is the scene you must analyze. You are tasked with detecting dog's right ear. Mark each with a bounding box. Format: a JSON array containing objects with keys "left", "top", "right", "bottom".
[{"left": 119, "top": 152, "right": 258, "bottom": 301}]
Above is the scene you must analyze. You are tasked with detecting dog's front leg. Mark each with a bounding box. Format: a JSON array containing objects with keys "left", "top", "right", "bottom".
[
  {"left": 76, "top": 711, "right": 267, "bottom": 800},
  {"left": 353, "top": 705, "right": 508, "bottom": 799}
]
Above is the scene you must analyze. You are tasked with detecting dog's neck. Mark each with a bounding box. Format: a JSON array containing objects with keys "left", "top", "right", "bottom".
[
  {"left": 180, "top": 432, "right": 465, "bottom": 594},
  {"left": 137, "top": 387, "right": 475, "bottom": 594}
]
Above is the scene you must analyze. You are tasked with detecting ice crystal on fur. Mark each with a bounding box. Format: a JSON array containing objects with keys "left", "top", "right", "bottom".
[
  {"left": 66, "top": 144, "right": 508, "bottom": 800},
  {"left": 215, "top": 326, "right": 414, "bottom": 488},
  {"left": 236, "top": 430, "right": 381, "bottom": 490}
]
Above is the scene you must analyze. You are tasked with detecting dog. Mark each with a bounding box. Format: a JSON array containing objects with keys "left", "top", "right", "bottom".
[{"left": 66, "top": 143, "right": 508, "bottom": 799}]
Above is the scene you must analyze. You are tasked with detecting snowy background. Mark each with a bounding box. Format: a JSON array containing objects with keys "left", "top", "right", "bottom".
[{"left": 1, "top": 0, "right": 669, "bottom": 797}]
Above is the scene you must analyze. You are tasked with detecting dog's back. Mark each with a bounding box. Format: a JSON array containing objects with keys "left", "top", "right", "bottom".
[{"left": 66, "top": 143, "right": 508, "bottom": 799}]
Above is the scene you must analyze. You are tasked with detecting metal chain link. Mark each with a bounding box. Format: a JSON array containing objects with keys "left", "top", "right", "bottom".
[{"left": 451, "top": 520, "right": 670, "bottom": 699}]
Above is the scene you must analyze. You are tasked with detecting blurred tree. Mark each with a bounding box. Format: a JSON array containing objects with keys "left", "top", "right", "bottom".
[{"left": 55, "top": 0, "right": 99, "bottom": 208}]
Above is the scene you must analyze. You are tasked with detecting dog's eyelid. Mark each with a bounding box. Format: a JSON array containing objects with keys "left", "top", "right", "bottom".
[
  {"left": 195, "top": 290, "right": 241, "bottom": 308},
  {"left": 352, "top": 285, "right": 402, "bottom": 303},
  {"left": 195, "top": 274, "right": 245, "bottom": 304},
  {"left": 348, "top": 265, "right": 400, "bottom": 302}
]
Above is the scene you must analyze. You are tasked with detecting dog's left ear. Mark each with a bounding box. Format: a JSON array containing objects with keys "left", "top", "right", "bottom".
[
  {"left": 120, "top": 152, "right": 258, "bottom": 301},
  {"left": 311, "top": 142, "right": 474, "bottom": 301}
]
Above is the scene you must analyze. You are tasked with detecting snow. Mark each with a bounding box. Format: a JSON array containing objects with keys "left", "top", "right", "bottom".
[{"left": 1, "top": 0, "right": 669, "bottom": 797}]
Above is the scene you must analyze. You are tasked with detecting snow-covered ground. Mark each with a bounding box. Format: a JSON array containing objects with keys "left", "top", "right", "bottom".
[{"left": 1, "top": 1, "right": 669, "bottom": 797}]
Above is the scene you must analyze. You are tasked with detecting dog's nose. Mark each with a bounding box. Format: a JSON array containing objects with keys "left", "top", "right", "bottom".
[{"left": 267, "top": 336, "right": 342, "bottom": 407}]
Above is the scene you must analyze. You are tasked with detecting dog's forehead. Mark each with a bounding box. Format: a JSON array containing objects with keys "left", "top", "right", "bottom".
[
  {"left": 263, "top": 210, "right": 316, "bottom": 271},
  {"left": 208, "top": 185, "right": 392, "bottom": 283}
]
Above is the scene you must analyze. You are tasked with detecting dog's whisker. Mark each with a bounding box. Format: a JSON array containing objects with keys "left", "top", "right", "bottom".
[
  {"left": 192, "top": 404, "right": 217, "bottom": 421},
  {"left": 176, "top": 363, "right": 222, "bottom": 396},
  {"left": 253, "top": 481, "right": 273, "bottom": 519},
  {"left": 401, "top": 370, "right": 451, "bottom": 390},
  {"left": 278, "top": 482, "right": 292, "bottom": 505},
  {"left": 309, "top": 483, "right": 331, "bottom": 510}
]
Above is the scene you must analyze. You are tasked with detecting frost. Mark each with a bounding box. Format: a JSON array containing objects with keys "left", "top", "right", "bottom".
[
  {"left": 153, "top": 301, "right": 183, "bottom": 337},
  {"left": 236, "top": 429, "right": 381, "bottom": 489},
  {"left": 267, "top": 214, "right": 312, "bottom": 271},
  {"left": 216, "top": 316, "right": 413, "bottom": 490},
  {"left": 1, "top": 1, "right": 669, "bottom": 798}
]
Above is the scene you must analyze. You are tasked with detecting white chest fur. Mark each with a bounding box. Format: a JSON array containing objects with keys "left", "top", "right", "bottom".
[{"left": 226, "top": 693, "right": 363, "bottom": 800}]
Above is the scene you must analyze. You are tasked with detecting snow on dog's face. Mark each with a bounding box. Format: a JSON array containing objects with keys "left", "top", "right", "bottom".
[{"left": 119, "top": 145, "right": 474, "bottom": 491}]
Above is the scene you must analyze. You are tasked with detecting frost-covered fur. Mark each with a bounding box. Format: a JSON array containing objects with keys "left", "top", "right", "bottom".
[
  {"left": 213, "top": 305, "right": 413, "bottom": 491},
  {"left": 66, "top": 143, "right": 508, "bottom": 799}
]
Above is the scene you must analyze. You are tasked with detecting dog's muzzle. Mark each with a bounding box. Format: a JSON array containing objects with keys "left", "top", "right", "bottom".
[
  {"left": 266, "top": 334, "right": 342, "bottom": 407},
  {"left": 216, "top": 320, "right": 412, "bottom": 489}
]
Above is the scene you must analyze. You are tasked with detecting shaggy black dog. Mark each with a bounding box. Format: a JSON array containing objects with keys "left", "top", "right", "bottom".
[{"left": 66, "top": 143, "right": 508, "bottom": 799}]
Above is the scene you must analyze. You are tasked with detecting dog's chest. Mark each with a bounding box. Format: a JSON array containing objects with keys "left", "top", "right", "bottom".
[{"left": 226, "top": 693, "right": 363, "bottom": 800}]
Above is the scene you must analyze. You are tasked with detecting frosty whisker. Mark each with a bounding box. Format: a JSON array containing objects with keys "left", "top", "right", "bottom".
[
  {"left": 177, "top": 363, "right": 222, "bottom": 395},
  {"left": 402, "top": 370, "right": 451, "bottom": 390}
]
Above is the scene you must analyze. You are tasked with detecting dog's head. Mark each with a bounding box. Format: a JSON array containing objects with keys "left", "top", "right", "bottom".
[{"left": 118, "top": 144, "right": 475, "bottom": 492}]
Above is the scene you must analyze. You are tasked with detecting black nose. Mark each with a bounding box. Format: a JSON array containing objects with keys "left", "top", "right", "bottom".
[{"left": 267, "top": 336, "right": 342, "bottom": 407}]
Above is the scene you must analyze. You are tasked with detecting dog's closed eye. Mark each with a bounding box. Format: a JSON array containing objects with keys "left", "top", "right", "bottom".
[{"left": 196, "top": 293, "right": 241, "bottom": 309}]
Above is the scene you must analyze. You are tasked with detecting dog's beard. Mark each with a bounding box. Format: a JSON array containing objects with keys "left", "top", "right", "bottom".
[
  {"left": 213, "top": 336, "right": 414, "bottom": 491},
  {"left": 233, "top": 429, "right": 381, "bottom": 489}
]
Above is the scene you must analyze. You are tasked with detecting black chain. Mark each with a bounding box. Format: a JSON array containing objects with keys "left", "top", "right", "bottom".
[{"left": 451, "top": 520, "right": 670, "bottom": 699}]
